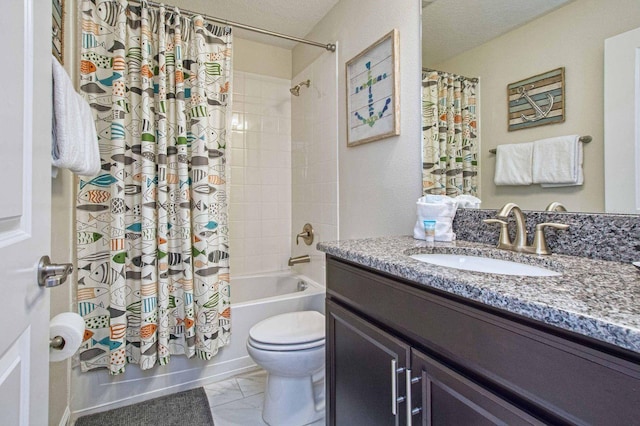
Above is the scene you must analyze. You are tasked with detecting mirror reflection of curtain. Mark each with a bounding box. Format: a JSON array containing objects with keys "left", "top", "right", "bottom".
[
  {"left": 422, "top": 70, "right": 478, "bottom": 196},
  {"left": 77, "top": 0, "right": 232, "bottom": 374}
]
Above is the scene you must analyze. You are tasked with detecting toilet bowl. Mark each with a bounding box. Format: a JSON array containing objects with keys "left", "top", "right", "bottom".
[{"left": 246, "top": 311, "right": 325, "bottom": 426}]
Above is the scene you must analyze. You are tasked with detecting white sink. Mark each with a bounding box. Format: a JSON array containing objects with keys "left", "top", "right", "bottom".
[{"left": 410, "top": 253, "right": 561, "bottom": 277}]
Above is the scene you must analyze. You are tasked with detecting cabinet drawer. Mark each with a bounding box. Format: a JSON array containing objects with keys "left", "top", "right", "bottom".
[{"left": 327, "top": 257, "right": 640, "bottom": 425}]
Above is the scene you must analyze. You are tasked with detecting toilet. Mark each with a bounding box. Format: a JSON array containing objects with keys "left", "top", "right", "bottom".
[{"left": 246, "top": 310, "right": 325, "bottom": 426}]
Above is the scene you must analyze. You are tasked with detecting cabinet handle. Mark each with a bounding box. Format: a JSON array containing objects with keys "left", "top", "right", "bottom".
[
  {"left": 391, "top": 359, "right": 406, "bottom": 416},
  {"left": 406, "top": 369, "right": 422, "bottom": 426}
]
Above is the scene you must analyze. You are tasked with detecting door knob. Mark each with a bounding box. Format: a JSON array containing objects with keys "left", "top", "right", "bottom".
[{"left": 38, "top": 256, "right": 73, "bottom": 288}]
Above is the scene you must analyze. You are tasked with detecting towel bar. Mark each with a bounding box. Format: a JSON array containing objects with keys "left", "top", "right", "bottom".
[{"left": 489, "top": 135, "right": 592, "bottom": 154}]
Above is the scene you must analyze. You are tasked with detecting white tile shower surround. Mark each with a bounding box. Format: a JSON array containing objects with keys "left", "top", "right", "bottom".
[
  {"left": 205, "top": 369, "right": 326, "bottom": 426},
  {"left": 290, "top": 49, "right": 339, "bottom": 287},
  {"left": 230, "top": 71, "right": 293, "bottom": 276}
]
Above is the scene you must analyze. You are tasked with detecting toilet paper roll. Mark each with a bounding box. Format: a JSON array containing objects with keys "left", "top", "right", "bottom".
[{"left": 49, "top": 312, "right": 85, "bottom": 362}]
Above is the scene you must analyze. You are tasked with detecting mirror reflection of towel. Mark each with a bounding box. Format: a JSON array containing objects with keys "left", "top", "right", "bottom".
[
  {"left": 532, "top": 135, "right": 583, "bottom": 187},
  {"left": 494, "top": 142, "right": 533, "bottom": 186}
]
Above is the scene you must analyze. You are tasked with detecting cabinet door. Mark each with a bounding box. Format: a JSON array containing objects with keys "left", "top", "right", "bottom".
[
  {"left": 409, "top": 350, "right": 543, "bottom": 426},
  {"left": 327, "top": 300, "right": 411, "bottom": 426}
]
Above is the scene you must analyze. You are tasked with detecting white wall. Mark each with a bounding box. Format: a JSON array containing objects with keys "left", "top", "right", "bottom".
[
  {"left": 432, "top": 0, "right": 640, "bottom": 212},
  {"left": 293, "top": 0, "right": 423, "bottom": 240},
  {"left": 233, "top": 38, "right": 292, "bottom": 80},
  {"left": 229, "top": 71, "right": 293, "bottom": 275},
  {"left": 291, "top": 50, "right": 339, "bottom": 285}
]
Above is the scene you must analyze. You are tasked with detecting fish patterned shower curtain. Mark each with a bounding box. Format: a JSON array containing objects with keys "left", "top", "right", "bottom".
[
  {"left": 422, "top": 70, "right": 478, "bottom": 197},
  {"left": 77, "top": 0, "right": 232, "bottom": 374}
]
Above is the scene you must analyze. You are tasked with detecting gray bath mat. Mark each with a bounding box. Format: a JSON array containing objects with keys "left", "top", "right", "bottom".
[{"left": 75, "top": 387, "right": 214, "bottom": 426}]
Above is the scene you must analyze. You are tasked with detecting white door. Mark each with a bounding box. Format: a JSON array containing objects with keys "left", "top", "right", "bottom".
[
  {"left": 0, "top": 0, "right": 53, "bottom": 425},
  {"left": 604, "top": 26, "right": 640, "bottom": 214}
]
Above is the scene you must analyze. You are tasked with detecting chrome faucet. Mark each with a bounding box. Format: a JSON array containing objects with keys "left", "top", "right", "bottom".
[
  {"left": 288, "top": 254, "right": 310, "bottom": 266},
  {"left": 484, "top": 202, "right": 569, "bottom": 255}
]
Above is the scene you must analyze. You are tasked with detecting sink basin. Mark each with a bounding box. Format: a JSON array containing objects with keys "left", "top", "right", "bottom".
[{"left": 410, "top": 253, "right": 561, "bottom": 277}]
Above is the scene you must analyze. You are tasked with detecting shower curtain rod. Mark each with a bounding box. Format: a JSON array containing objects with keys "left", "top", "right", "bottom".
[
  {"left": 422, "top": 67, "right": 479, "bottom": 83},
  {"left": 130, "top": 0, "right": 336, "bottom": 52}
]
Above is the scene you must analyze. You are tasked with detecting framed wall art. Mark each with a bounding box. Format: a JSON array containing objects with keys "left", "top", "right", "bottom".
[
  {"left": 346, "top": 29, "right": 399, "bottom": 147},
  {"left": 507, "top": 67, "right": 565, "bottom": 131},
  {"left": 52, "top": 0, "right": 64, "bottom": 64}
]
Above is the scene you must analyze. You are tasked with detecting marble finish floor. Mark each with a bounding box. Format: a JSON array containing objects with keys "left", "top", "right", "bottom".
[{"left": 204, "top": 369, "right": 326, "bottom": 426}]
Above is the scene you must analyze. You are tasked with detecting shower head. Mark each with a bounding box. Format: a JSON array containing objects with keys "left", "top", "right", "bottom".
[{"left": 290, "top": 79, "right": 311, "bottom": 96}]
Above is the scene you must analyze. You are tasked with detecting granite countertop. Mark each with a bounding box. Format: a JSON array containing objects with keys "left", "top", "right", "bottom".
[{"left": 318, "top": 236, "right": 640, "bottom": 354}]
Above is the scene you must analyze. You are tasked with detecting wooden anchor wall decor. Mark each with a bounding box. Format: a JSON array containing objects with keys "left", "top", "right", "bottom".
[{"left": 507, "top": 67, "right": 565, "bottom": 131}]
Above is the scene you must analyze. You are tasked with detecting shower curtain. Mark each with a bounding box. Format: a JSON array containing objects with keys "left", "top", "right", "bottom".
[
  {"left": 77, "top": 0, "right": 232, "bottom": 374},
  {"left": 422, "top": 70, "right": 478, "bottom": 197}
]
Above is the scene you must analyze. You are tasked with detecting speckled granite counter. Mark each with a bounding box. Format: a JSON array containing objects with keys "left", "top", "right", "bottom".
[{"left": 318, "top": 236, "right": 640, "bottom": 354}]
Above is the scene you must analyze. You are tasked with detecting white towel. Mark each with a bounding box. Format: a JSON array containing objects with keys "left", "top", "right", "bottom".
[
  {"left": 413, "top": 195, "right": 458, "bottom": 241},
  {"left": 532, "top": 135, "right": 583, "bottom": 186},
  {"left": 493, "top": 142, "right": 533, "bottom": 186},
  {"left": 453, "top": 194, "right": 481, "bottom": 208},
  {"left": 52, "top": 55, "right": 101, "bottom": 177}
]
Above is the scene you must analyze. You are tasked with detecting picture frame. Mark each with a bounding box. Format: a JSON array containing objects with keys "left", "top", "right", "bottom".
[
  {"left": 346, "top": 29, "right": 400, "bottom": 147},
  {"left": 52, "top": 0, "right": 64, "bottom": 64},
  {"left": 507, "top": 67, "right": 565, "bottom": 131}
]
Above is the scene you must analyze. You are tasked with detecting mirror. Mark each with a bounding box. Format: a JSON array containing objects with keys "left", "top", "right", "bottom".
[{"left": 422, "top": 0, "right": 640, "bottom": 213}]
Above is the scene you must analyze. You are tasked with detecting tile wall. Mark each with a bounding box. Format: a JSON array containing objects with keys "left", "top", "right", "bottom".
[
  {"left": 291, "top": 50, "right": 339, "bottom": 285},
  {"left": 229, "top": 71, "right": 292, "bottom": 275}
]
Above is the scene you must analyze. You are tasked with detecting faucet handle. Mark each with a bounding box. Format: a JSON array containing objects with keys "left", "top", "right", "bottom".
[
  {"left": 296, "top": 223, "right": 314, "bottom": 246},
  {"left": 483, "top": 218, "right": 511, "bottom": 248},
  {"left": 533, "top": 222, "right": 569, "bottom": 255}
]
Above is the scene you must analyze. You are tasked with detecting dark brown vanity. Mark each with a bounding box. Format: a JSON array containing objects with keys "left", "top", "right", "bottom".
[{"left": 325, "top": 255, "right": 640, "bottom": 425}]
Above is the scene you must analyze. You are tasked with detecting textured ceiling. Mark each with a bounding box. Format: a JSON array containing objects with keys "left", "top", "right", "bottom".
[
  {"left": 423, "top": 0, "right": 575, "bottom": 66},
  {"left": 169, "top": 0, "right": 340, "bottom": 49}
]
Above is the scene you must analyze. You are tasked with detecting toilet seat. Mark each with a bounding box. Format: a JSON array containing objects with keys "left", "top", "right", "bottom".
[
  {"left": 249, "top": 311, "right": 325, "bottom": 350},
  {"left": 248, "top": 336, "right": 325, "bottom": 351}
]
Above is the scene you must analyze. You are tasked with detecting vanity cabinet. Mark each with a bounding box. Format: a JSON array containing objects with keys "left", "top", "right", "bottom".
[
  {"left": 326, "top": 256, "right": 640, "bottom": 425},
  {"left": 328, "top": 300, "right": 539, "bottom": 425}
]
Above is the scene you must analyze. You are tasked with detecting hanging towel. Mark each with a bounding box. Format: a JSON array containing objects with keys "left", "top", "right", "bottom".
[
  {"left": 532, "top": 135, "right": 583, "bottom": 186},
  {"left": 51, "top": 55, "right": 101, "bottom": 177},
  {"left": 493, "top": 142, "right": 533, "bottom": 186},
  {"left": 413, "top": 195, "right": 458, "bottom": 241}
]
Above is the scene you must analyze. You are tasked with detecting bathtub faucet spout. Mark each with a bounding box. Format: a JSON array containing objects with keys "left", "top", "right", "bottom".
[{"left": 288, "top": 255, "right": 310, "bottom": 266}]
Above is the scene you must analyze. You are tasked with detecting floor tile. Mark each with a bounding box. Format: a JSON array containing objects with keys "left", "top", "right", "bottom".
[
  {"left": 203, "top": 377, "right": 245, "bottom": 408},
  {"left": 210, "top": 393, "right": 267, "bottom": 426},
  {"left": 236, "top": 370, "right": 268, "bottom": 398},
  {"left": 206, "top": 369, "right": 326, "bottom": 426}
]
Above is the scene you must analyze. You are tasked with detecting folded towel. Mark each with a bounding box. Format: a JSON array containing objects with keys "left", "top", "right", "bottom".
[
  {"left": 52, "top": 55, "right": 101, "bottom": 177},
  {"left": 413, "top": 195, "right": 458, "bottom": 241},
  {"left": 532, "top": 135, "right": 582, "bottom": 185},
  {"left": 494, "top": 142, "right": 533, "bottom": 186},
  {"left": 453, "top": 194, "right": 481, "bottom": 208}
]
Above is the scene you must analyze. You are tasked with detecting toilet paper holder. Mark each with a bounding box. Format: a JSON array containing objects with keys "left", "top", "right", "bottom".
[
  {"left": 38, "top": 255, "right": 73, "bottom": 288},
  {"left": 50, "top": 336, "right": 65, "bottom": 350}
]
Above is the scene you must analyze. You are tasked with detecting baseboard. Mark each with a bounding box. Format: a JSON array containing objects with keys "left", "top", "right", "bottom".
[{"left": 58, "top": 406, "right": 71, "bottom": 426}]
